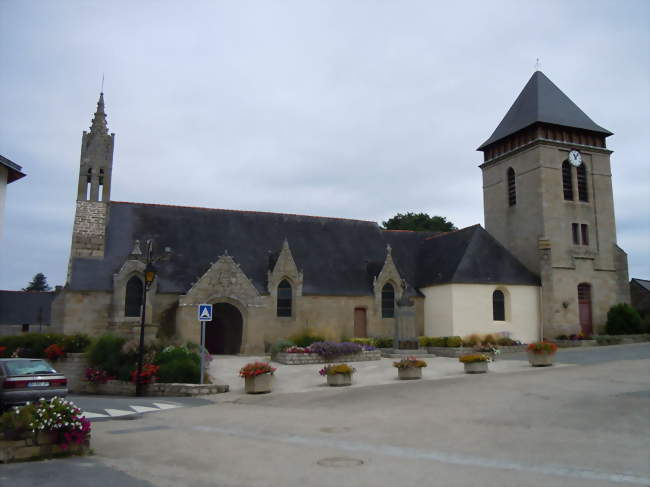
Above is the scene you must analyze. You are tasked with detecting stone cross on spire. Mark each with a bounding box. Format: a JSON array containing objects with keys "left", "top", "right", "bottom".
[{"left": 89, "top": 92, "right": 108, "bottom": 135}]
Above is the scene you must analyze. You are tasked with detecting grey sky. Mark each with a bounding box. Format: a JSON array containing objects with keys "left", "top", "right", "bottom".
[{"left": 0, "top": 0, "right": 648, "bottom": 290}]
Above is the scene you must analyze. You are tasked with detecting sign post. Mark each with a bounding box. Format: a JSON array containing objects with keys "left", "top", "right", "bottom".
[{"left": 198, "top": 304, "right": 213, "bottom": 384}]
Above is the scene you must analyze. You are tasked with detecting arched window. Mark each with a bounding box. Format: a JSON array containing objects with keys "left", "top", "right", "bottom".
[
  {"left": 577, "top": 163, "right": 588, "bottom": 202},
  {"left": 562, "top": 161, "right": 574, "bottom": 200},
  {"left": 277, "top": 279, "right": 292, "bottom": 317},
  {"left": 382, "top": 283, "right": 395, "bottom": 318},
  {"left": 492, "top": 290, "right": 505, "bottom": 321},
  {"left": 507, "top": 168, "right": 516, "bottom": 206},
  {"left": 125, "top": 276, "right": 143, "bottom": 317}
]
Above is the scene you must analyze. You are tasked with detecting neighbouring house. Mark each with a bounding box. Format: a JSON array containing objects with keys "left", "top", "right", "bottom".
[
  {"left": 0, "top": 154, "right": 26, "bottom": 240},
  {"left": 0, "top": 290, "right": 58, "bottom": 336},
  {"left": 630, "top": 278, "right": 650, "bottom": 318},
  {"left": 44, "top": 70, "right": 629, "bottom": 353}
]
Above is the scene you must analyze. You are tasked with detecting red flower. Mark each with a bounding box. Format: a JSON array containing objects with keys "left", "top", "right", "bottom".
[{"left": 45, "top": 344, "right": 66, "bottom": 361}]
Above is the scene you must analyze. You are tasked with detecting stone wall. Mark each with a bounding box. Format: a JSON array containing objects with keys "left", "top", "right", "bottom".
[
  {"left": 274, "top": 350, "right": 381, "bottom": 365},
  {"left": 82, "top": 380, "right": 228, "bottom": 396},
  {"left": 427, "top": 345, "right": 527, "bottom": 357},
  {"left": 53, "top": 353, "right": 87, "bottom": 393},
  {"left": 0, "top": 431, "right": 89, "bottom": 463}
]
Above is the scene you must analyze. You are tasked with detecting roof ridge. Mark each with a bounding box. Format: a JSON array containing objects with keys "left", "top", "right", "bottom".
[
  {"left": 110, "top": 200, "right": 377, "bottom": 224},
  {"left": 0, "top": 290, "right": 55, "bottom": 294},
  {"left": 424, "top": 224, "right": 480, "bottom": 240}
]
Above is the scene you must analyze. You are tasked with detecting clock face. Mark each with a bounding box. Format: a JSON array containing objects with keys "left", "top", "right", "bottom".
[{"left": 568, "top": 150, "right": 582, "bottom": 167}]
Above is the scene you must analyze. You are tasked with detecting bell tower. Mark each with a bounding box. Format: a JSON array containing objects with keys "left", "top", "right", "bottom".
[
  {"left": 478, "top": 71, "right": 629, "bottom": 337},
  {"left": 66, "top": 93, "right": 115, "bottom": 283}
]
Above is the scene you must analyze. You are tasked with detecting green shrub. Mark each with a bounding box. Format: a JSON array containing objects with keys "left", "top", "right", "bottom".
[
  {"left": 0, "top": 333, "right": 65, "bottom": 358},
  {"left": 596, "top": 336, "right": 623, "bottom": 346},
  {"left": 289, "top": 329, "right": 326, "bottom": 348},
  {"left": 371, "top": 337, "right": 393, "bottom": 348},
  {"left": 427, "top": 337, "right": 445, "bottom": 347},
  {"left": 61, "top": 334, "right": 92, "bottom": 353},
  {"left": 87, "top": 334, "right": 130, "bottom": 379},
  {"left": 157, "top": 357, "right": 200, "bottom": 383},
  {"left": 270, "top": 339, "right": 294, "bottom": 358},
  {"left": 445, "top": 336, "right": 463, "bottom": 348},
  {"left": 418, "top": 336, "right": 430, "bottom": 347},
  {"left": 606, "top": 303, "right": 641, "bottom": 335},
  {"left": 641, "top": 315, "right": 650, "bottom": 334},
  {"left": 155, "top": 345, "right": 200, "bottom": 366},
  {"left": 350, "top": 338, "right": 373, "bottom": 346}
]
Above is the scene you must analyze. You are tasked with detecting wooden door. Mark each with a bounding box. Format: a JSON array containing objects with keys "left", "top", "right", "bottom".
[
  {"left": 578, "top": 284, "right": 592, "bottom": 336},
  {"left": 354, "top": 308, "right": 367, "bottom": 338}
]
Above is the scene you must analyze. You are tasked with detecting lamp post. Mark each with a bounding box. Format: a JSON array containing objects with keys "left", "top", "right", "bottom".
[{"left": 135, "top": 240, "right": 156, "bottom": 397}]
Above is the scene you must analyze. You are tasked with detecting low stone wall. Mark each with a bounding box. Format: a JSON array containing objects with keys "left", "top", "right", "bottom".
[
  {"left": 427, "top": 345, "right": 527, "bottom": 357},
  {"left": 552, "top": 339, "right": 597, "bottom": 348},
  {"left": 53, "top": 352, "right": 87, "bottom": 393},
  {"left": 0, "top": 431, "right": 90, "bottom": 463},
  {"left": 274, "top": 350, "right": 382, "bottom": 365},
  {"left": 81, "top": 380, "right": 228, "bottom": 396}
]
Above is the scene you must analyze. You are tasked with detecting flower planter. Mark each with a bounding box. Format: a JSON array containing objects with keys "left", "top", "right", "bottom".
[
  {"left": 528, "top": 351, "right": 556, "bottom": 367},
  {"left": 397, "top": 367, "right": 422, "bottom": 380},
  {"left": 244, "top": 374, "right": 273, "bottom": 394},
  {"left": 326, "top": 374, "right": 352, "bottom": 387},
  {"left": 463, "top": 361, "right": 488, "bottom": 374}
]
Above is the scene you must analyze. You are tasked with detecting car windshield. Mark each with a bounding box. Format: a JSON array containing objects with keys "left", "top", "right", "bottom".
[{"left": 3, "top": 360, "right": 56, "bottom": 376}]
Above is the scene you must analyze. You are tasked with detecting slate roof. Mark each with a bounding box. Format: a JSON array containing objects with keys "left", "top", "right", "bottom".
[
  {"left": 0, "top": 154, "right": 26, "bottom": 183},
  {"left": 0, "top": 291, "right": 55, "bottom": 325},
  {"left": 478, "top": 71, "right": 612, "bottom": 150},
  {"left": 631, "top": 278, "right": 650, "bottom": 293},
  {"left": 69, "top": 202, "right": 539, "bottom": 296}
]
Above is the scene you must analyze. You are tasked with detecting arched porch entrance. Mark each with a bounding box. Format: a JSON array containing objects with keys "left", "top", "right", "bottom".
[{"left": 205, "top": 302, "right": 243, "bottom": 354}]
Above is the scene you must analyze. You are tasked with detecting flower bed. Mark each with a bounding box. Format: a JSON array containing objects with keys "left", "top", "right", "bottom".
[{"left": 274, "top": 349, "right": 381, "bottom": 365}]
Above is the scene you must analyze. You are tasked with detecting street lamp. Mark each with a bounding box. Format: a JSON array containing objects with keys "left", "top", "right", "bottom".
[{"left": 135, "top": 241, "right": 157, "bottom": 397}]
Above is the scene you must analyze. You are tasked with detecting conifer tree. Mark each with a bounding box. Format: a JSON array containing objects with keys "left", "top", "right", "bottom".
[{"left": 23, "top": 273, "right": 52, "bottom": 292}]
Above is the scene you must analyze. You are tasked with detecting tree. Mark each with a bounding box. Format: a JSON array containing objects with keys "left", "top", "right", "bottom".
[
  {"left": 382, "top": 212, "right": 457, "bottom": 232},
  {"left": 23, "top": 273, "right": 52, "bottom": 292}
]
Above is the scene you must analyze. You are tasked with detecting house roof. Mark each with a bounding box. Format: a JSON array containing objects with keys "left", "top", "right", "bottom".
[
  {"left": 0, "top": 291, "right": 55, "bottom": 325},
  {"left": 68, "top": 201, "right": 539, "bottom": 296},
  {"left": 478, "top": 71, "right": 612, "bottom": 150},
  {"left": 631, "top": 278, "right": 650, "bottom": 293},
  {"left": 0, "top": 154, "right": 26, "bottom": 183}
]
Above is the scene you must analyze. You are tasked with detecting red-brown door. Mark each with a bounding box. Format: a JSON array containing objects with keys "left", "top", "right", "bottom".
[
  {"left": 354, "top": 308, "right": 367, "bottom": 338},
  {"left": 578, "top": 284, "right": 592, "bottom": 336}
]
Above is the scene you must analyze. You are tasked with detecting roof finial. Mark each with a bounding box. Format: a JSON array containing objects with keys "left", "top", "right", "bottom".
[
  {"left": 89, "top": 91, "right": 108, "bottom": 135},
  {"left": 535, "top": 58, "right": 541, "bottom": 72},
  {"left": 101, "top": 73, "right": 104, "bottom": 93}
]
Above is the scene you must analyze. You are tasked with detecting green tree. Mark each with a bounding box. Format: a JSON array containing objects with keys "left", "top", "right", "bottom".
[
  {"left": 382, "top": 212, "right": 457, "bottom": 232},
  {"left": 23, "top": 273, "right": 52, "bottom": 292}
]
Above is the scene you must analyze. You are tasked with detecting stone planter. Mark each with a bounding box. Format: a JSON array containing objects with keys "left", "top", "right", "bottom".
[
  {"left": 244, "top": 374, "right": 273, "bottom": 394},
  {"left": 528, "top": 351, "right": 556, "bottom": 367},
  {"left": 397, "top": 367, "right": 423, "bottom": 380},
  {"left": 463, "top": 361, "right": 488, "bottom": 374},
  {"left": 326, "top": 374, "right": 352, "bottom": 387}
]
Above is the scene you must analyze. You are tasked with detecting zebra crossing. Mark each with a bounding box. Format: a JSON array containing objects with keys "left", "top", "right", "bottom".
[{"left": 82, "top": 402, "right": 183, "bottom": 420}]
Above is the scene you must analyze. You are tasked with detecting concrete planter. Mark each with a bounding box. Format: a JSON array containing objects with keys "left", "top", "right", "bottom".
[
  {"left": 326, "top": 374, "right": 352, "bottom": 387},
  {"left": 244, "top": 374, "right": 273, "bottom": 394},
  {"left": 528, "top": 351, "right": 556, "bottom": 367},
  {"left": 397, "top": 367, "right": 423, "bottom": 380},
  {"left": 463, "top": 361, "right": 488, "bottom": 374}
]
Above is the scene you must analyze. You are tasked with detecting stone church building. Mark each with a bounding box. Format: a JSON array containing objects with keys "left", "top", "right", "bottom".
[{"left": 51, "top": 71, "right": 630, "bottom": 354}]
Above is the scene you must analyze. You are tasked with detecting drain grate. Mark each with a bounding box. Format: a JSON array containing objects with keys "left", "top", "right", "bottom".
[{"left": 317, "top": 457, "right": 364, "bottom": 468}]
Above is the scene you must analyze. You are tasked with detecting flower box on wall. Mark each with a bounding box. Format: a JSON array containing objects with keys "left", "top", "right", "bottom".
[{"left": 244, "top": 374, "right": 273, "bottom": 394}]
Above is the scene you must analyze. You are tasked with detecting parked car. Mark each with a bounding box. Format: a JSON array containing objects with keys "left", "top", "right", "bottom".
[{"left": 0, "top": 358, "right": 68, "bottom": 410}]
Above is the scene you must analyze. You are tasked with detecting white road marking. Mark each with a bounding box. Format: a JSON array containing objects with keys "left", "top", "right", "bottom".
[
  {"left": 82, "top": 411, "right": 108, "bottom": 419},
  {"left": 152, "top": 402, "right": 181, "bottom": 410},
  {"left": 192, "top": 425, "right": 650, "bottom": 485},
  {"left": 105, "top": 408, "right": 137, "bottom": 417},
  {"left": 130, "top": 405, "right": 161, "bottom": 413}
]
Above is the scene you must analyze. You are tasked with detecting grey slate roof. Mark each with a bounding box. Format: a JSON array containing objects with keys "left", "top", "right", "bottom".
[
  {"left": 631, "top": 278, "right": 650, "bottom": 293},
  {"left": 0, "top": 154, "right": 26, "bottom": 183},
  {"left": 69, "top": 202, "right": 539, "bottom": 296},
  {"left": 0, "top": 291, "right": 55, "bottom": 325},
  {"left": 478, "top": 71, "right": 612, "bottom": 150}
]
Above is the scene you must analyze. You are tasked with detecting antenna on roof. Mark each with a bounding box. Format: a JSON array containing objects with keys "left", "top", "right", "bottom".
[
  {"left": 535, "top": 58, "right": 541, "bottom": 72},
  {"left": 101, "top": 73, "right": 105, "bottom": 93}
]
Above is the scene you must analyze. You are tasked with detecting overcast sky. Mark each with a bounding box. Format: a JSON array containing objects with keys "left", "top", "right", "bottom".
[{"left": 0, "top": 0, "right": 648, "bottom": 291}]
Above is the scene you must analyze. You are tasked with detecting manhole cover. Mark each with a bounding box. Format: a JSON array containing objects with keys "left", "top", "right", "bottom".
[
  {"left": 319, "top": 426, "right": 351, "bottom": 434},
  {"left": 317, "top": 457, "right": 364, "bottom": 468}
]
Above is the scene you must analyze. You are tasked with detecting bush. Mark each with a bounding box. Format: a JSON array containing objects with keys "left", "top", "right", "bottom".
[
  {"left": 606, "top": 303, "right": 642, "bottom": 335},
  {"left": 0, "top": 333, "right": 65, "bottom": 358},
  {"left": 371, "top": 337, "right": 393, "bottom": 348},
  {"left": 61, "top": 334, "right": 92, "bottom": 353},
  {"left": 496, "top": 337, "right": 518, "bottom": 346},
  {"left": 87, "top": 334, "right": 131, "bottom": 380},
  {"left": 270, "top": 339, "right": 294, "bottom": 358},
  {"left": 463, "top": 334, "right": 481, "bottom": 347},
  {"left": 428, "top": 337, "right": 446, "bottom": 347},
  {"left": 482, "top": 334, "right": 497, "bottom": 345},
  {"left": 157, "top": 358, "right": 200, "bottom": 383},
  {"left": 445, "top": 336, "right": 463, "bottom": 348},
  {"left": 641, "top": 315, "right": 650, "bottom": 334},
  {"left": 289, "top": 329, "right": 326, "bottom": 348},
  {"left": 309, "top": 341, "right": 362, "bottom": 358},
  {"left": 350, "top": 338, "right": 373, "bottom": 346}
]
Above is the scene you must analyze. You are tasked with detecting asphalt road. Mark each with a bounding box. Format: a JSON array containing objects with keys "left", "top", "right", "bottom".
[{"left": 4, "top": 343, "right": 650, "bottom": 487}]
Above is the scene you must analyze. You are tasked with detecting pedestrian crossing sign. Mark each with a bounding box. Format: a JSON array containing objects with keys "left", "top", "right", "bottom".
[{"left": 198, "top": 304, "right": 212, "bottom": 321}]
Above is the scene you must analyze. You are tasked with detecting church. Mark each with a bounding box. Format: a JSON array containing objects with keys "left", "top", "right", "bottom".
[{"left": 51, "top": 71, "right": 630, "bottom": 354}]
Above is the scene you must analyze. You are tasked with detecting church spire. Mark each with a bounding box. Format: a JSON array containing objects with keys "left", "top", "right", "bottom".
[{"left": 89, "top": 92, "right": 109, "bottom": 135}]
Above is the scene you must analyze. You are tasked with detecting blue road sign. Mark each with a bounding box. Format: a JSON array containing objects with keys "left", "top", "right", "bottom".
[{"left": 198, "top": 304, "right": 213, "bottom": 321}]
